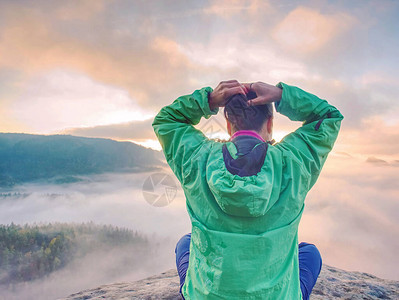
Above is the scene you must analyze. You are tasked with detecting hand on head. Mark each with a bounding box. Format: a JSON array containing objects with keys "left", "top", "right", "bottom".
[
  {"left": 209, "top": 80, "right": 282, "bottom": 110},
  {"left": 208, "top": 80, "right": 247, "bottom": 110},
  {"left": 242, "top": 82, "right": 282, "bottom": 106}
]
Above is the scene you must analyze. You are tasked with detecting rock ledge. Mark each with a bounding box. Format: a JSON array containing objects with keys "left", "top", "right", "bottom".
[{"left": 61, "top": 265, "right": 399, "bottom": 299}]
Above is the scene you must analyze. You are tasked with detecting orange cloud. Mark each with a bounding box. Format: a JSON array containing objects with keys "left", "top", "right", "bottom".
[
  {"left": 55, "top": 0, "right": 106, "bottom": 20},
  {"left": 272, "top": 7, "right": 355, "bottom": 54},
  {"left": 0, "top": 3, "right": 199, "bottom": 111},
  {"left": 204, "top": 0, "right": 271, "bottom": 18},
  {"left": 337, "top": 117, "right": 399, "bottom": 157}
]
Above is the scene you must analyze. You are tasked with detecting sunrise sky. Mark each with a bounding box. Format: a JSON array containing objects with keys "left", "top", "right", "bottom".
[
  {"left": 0, "top": 0, "right": 397, "bottom": 158},
  {"left": 0, "top": 0, "right": 398, "bottom": 279}
]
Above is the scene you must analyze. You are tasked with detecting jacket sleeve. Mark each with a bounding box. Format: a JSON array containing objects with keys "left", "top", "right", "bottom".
[
  {"left": 274, "top": 82, "right": 344, "bottom": 190},
  {"left": 152, "top": 87, "right": 219, "bottom": 183}
]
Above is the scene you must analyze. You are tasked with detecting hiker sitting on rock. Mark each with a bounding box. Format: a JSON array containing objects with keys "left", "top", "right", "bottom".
[{"left": 152, "top": 80, "right": 343, "bottom": 299}]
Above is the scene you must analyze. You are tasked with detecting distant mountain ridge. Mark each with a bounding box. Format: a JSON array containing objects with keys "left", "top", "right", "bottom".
[{"left": 0, "top": 133, "right": 165, "bottom": 187}]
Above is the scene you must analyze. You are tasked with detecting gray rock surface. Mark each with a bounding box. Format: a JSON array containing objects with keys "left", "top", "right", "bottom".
[{"left": 61, "top": 265, "right": 399, "bottom": 299}]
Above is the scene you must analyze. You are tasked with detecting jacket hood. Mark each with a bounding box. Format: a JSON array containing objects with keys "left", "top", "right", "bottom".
[{"left": 206, "top": 139, "right": 282, "bottom": 218}]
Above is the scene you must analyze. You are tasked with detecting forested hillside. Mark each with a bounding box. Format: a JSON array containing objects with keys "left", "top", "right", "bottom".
[
  {"left": 0, "top": 133, "right": 165, "bottom": 187},
  {"left": 0, "top": 222, "right": 151, "bottom": 285}
]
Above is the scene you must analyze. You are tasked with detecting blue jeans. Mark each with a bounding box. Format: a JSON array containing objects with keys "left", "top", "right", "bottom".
[{"left": 175, "top": 233, "right": 322, "bottom": 300}]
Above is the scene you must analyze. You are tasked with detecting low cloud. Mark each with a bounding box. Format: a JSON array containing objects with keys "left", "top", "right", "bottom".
[
  {"left": 299, "top": 154, "right": 399, "bottom": 280},
  {"left": 366, "top": 156, "right": 389, "bottom": 164},
  {"left": 1, "top": 155, "right": 398, "bottom": 284}
]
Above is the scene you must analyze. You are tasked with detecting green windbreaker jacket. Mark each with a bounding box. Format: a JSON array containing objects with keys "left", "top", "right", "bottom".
[{"left": 152, "top": 82, "right": 343, "bottom": 299}]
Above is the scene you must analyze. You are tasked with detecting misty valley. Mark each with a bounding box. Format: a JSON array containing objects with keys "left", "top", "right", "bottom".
[{"left": 0, "top": 133, "right": 187, "bottom": 300}]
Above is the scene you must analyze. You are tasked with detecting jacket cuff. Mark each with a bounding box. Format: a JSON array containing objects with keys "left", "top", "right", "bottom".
[
  {"left": 202, "top": 87, "right": 219, "bottom": 119},
  {"left": 274, "top": 82, "right": 296, "bottom": 119},
  {"left": 274, "top": 82, "right": 284, "bottom": 111}
]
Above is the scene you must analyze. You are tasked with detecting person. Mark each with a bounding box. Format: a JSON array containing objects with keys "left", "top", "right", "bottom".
[{"left": 152, "top": 80, "right": 343, "bottom": 299}]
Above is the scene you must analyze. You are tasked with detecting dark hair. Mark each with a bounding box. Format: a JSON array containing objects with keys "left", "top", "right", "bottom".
[{"left": 223, "top": 91, "right": 273, "bottom": 132}]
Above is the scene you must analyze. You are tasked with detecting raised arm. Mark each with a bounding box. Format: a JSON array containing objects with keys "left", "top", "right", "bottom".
[
  {"left": 152, "top": 80, "right": 246, "bottom": 183},
  {"left": 247, "top": 81, "right": 344, "bottom": 190},
  {"left": 152, "top": 87, "right": 218, "bottom": 183},
  {"left": 275, "top": 82, "right": 343, "bottom": 189}
]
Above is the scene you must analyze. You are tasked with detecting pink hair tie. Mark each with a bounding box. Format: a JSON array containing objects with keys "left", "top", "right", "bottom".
[{"left": 229, "top": 130, "right": 266, "bottom": 142}]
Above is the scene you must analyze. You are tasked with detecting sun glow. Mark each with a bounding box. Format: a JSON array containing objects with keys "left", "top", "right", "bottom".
[
  {"left": 129, "top": 139, "right": 162, "bottom": 151},
  {"left": 272, "top": 130, "right": 290, "bottom": 143}
]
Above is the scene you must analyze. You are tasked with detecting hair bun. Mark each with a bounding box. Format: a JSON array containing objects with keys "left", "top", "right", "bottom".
[
  {"left": 223, "top": 92, "right": 273, "bottom": 132},
  {"left": 225, "top": 94, "right": 258, "bottom": 123},
  {"left": 246, "top": 91, "right": 257, "bottom": 101}
]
